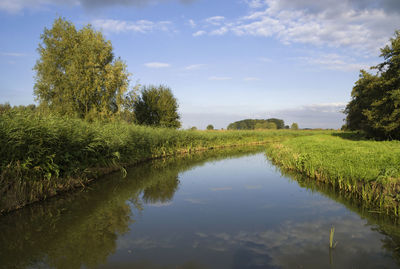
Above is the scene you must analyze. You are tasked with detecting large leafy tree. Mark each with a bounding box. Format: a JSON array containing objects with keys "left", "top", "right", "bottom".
[
  {"left": 134, "top": 85, "right": 181, "bottom": 128},
  {"left": 34, "top": 17, "right": 130, "bottom": 118},
  {"left": 345, "top": 31, "right": 400, "bottom": 139}
]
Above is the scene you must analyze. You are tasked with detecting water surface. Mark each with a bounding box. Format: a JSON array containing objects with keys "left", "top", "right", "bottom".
[{"left": 1, "top": 147, "right": 400, "bottom": 269}]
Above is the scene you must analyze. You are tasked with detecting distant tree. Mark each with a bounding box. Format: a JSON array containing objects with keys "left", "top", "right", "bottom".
[
  {"left": 189, "top": 126, "right": 197, "bottom": 131},
  {"left": 266, "top": 118, "right": 285, "bottom": 129},
  {"left": 254, "top": 122, "right": 268, "bottom": 129},
  {"left": 345, "top": 30, "right": 400, "bottom": 139},
  {"left": 291, "top": 123, "right": 299, "bottom": 130},
  {"left": 227, "top": 118, "right": 285, "bottom": 130},
  {"left": 33, "top": 17, "right": 130, "bottom": 119},
  {"left": 134, "top": 85, "right": 181, "bottom": 128},
  {"left": 206, "top": 124, "right": 214, "bottom": 130},
  {"left": 266, "top": 122, "right": 277, "bottom": 129},
  {"left": 284, "top": 125, "right": 290, "bottom": 129}
]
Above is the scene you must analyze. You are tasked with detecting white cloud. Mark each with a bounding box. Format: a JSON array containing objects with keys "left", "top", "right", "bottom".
[
  {"left": 208, "top": 76, "right": 232, "bottom": 81},
  {"left": 198, "top": 0, "right": 400, "bottom": 54},
  {"left": 298, "top": 53, "right": 371, "bottom": 71},
  {"left": 245, "top": 0, "right": 268, "bottom": 9},
  {"left": 259, "top": 57, "right": 272, "bottom": 63},
  {"left": 92, "top": 19, "right": 172, "bottom": 34},
  {"left": 188, "top": 19, "right": 196, "bottom": 28},
  {"left": 244, "top": 77, "right": 260, "bottom": 81},
  {"left": 210, "top": 26, "right": 229, "bottom": 36},
  {"left": 0, "top": 0, "right": 194, "bottom": 12},
  {"left": 192, "top": 30, "right": 206, "bottom": 37},
  {"left": 184, "top": 64, "right": 206, "bottom": 70},
  {"left": 144, "top": 62, "right": 171, "bottom": 68},
  {"left": 1, "top": 52, "right": 26, "bottom": 57},
  {"left": 205, "top": 16, "right": 225, "bottom": 26}
]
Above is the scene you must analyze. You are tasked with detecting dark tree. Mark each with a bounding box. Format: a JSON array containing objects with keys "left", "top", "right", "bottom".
[
  {"left": 134, "top": 85, "right": 181, "bottom": 128},
  {"left": 345, "top": 30, "right": 400, "bottom": 139}
]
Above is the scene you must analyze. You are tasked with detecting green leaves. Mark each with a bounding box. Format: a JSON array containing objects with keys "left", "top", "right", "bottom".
[
  {"left": 133, "top": 85, "right": 181, "bottom": 129},
  {"left": 345, "top": 31, "right": 400, "bottom": 140},
  {"left": 33, "top": 17, "right": 130, "bottom": 119}
]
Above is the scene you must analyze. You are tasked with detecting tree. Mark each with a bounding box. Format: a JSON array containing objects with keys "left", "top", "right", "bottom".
[
  {"left": 33, "top": 17, "right": 130, "bottom": 119},
  {"left": 206, "top": 124, "right": 214, "bottom": 130},
  {"left": 345, "top": 30, "right": 400, "bottom": 139},
  {"left": 254, "top": 122, "right": 268, "bottom": 129},
  {"left": 227, "top": 118, "right": 285, "bottom": 130},
  {"left": 266, "top": 122, "right": 277, "bottom": 129},
  {"left": 266, "top": 118, "right": 285, "bottom": 129},
  {"left": 291, "top": 123, "right": 299, "bottom": 130},
  {"left": 134, "top": 85, "right": 181, "bottom": 128}
]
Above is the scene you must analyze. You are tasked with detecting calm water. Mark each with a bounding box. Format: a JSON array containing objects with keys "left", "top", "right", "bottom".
[{"left": 1, "top": 147, "right": 400, "bottom": 269}]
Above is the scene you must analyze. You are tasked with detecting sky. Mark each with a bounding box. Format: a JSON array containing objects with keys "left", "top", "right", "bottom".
[{"left": 1, "top": 0, "right": 400, "bottom": 129}]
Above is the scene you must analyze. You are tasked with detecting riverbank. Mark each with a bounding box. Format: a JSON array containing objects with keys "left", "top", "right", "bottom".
[
  {"left": 265, "top": 134, "right": 400, "bottom": 217},
  {"left": 0, "top": 112, "right": 317, "bottom": 214}
]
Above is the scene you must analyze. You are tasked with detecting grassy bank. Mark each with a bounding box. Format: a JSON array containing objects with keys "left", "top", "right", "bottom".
[
  {"left": 266, "top": 134, "right": 400, "bottom": 217},
  {"left": 0, "top": 112, "right": 315, "bottom": 214}
]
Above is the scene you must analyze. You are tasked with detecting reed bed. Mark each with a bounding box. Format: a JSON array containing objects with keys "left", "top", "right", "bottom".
[{"left": 266, "top": 134, "right": 400, "bottom": 217}]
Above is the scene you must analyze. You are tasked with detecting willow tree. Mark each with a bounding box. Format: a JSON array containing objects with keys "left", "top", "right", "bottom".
[{"left": 34, "top": 17, "right": 130, "bottom": 118}]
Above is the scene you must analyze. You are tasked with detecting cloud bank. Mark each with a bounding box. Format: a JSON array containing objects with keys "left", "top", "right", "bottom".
[{"left": 0, "top": 0, "right": 195, "bottom": 13}]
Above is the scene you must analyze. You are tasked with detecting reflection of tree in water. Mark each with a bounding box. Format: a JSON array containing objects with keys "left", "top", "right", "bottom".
[
  {"left": 276, "top": 167, "right": 400, "bottom": 266},
  {"left": 142, "top": 176, "right": 180, "bottom": 204},
  {"left": 0, "top": 146, "right": 264, "bottom": 269}
]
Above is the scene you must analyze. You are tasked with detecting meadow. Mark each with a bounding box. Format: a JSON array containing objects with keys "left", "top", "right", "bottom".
[{"left": 266, "top": 134, "right": 400, "bottom": 217}]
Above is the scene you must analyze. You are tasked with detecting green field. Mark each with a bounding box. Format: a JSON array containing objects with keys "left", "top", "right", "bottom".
[{"left": 266, "top": 134, "right": 400, "bottom": 216}]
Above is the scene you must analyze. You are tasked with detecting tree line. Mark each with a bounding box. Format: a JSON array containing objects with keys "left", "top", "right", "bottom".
[
  {"left": 227, "top": 118, "right": 299, "bottom": 130},
  {"left": 344, "top": 31, "right": 400, "bottom": 140}
]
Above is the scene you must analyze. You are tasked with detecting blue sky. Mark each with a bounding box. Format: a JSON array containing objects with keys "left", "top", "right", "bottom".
[{"left": 1, "top": 0, "right": 400, "bottom": 129}]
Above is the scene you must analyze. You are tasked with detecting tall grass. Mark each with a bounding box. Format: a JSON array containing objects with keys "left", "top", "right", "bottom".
[
  {"left": 0, "top": 111, "right": 317, "bottom": 213},
  {"left": 266, "top": 134, "right": 400, "bottom": 217}
]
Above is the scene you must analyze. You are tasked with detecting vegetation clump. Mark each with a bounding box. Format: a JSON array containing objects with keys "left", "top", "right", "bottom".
[
  {"left": 227, "top": 118, "right": 285, "bottom": 130},
  {"left": 134, "top": 85, "right": 181, "bottom": 128}
]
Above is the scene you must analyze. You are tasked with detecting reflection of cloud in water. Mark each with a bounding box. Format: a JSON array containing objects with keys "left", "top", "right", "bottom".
[
  {"left": 117, "top": 236, "right": 174, "bottom": 250},
  {"left": 193, "top": 215, "right": 397, "bottom": 268},
  {"left": 184, "top": 198, "right": 207, "bottom": 204},
  {"left": 245, "top": 185, "right": 262, "bottom": 190},
  {"left": 210, "top": 187, "right": 232, "bottom": 191},
  {"left": 195, "top": 232, "right": 208, "bottom": 238},
  {"left": 147, "top": 202, "right": 172, "bottom": 207}
]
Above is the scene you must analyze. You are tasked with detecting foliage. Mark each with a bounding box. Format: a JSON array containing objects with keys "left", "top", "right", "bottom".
[
  {"left": 33, "top": 17, "right": 130, "bottom": 119},
  {"left": 134, "top": 85, "right": 181, "bottom": 128},
  {"left": 206, "top": 124, "right": 214, "bottom": 130},
  {"left": 291, "top": 123, "right": 299, "bottom": 130},
  {"left": 227, "top": 118, "right": 285, "bottom": 130},
  {"left": 345, "top": 31, "right": 400, "bottom": 140}
]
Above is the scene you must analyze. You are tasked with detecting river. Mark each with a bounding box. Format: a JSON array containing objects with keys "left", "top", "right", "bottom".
[{"left": 1, "top": 147, "right": 399, "bottom": 268}]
